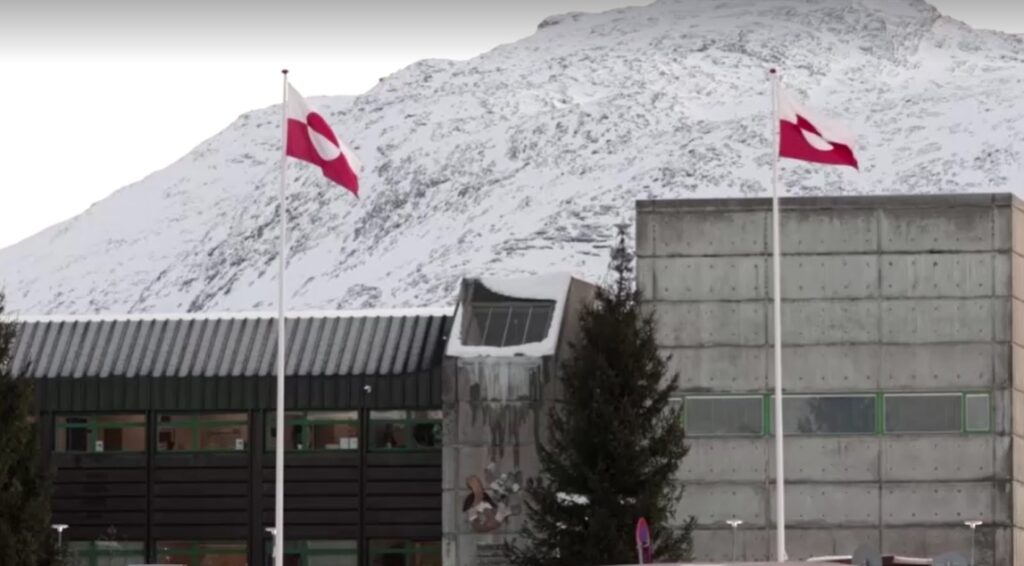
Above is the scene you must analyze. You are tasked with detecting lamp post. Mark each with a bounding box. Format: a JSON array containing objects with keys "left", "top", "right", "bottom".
[
  {"left": 265, "top": 527, "right": 278, "bottom": 561},
  {"left": 964, "top": 520, "right": 982, "bottom": 566},
  {"left": 726, "top": 519, "right": 743, "bottom": 561},
  {"left": 51, "top": 524, "right": 69, "bottom": 549}
]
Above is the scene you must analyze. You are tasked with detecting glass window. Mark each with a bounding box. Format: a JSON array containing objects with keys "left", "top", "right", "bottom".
[
  {"left": 157, "top": 541, "right": 247, "bottom": 566},
  {"left": 504, "top": 305, "right": 532, "bottom": 345},
  {"left": 369, "top": 540, "right": 441, "bottom": 566},
  {"left": 267, "top": 411, "right": 360, "bottom": 451},
  {"left": 466, "top": 310, "right": 489, "bottom": 345},
  {"left": 67, "top": 541, "right": 145, "bottom": 566},
  {"left": 482, "top": 306, "right": 511, "bottom": 346},
  {"left": 463, "top": 302, "right": 555, "bottom": 347},
  {"left": 55, "top": 415, "right": 146, "bottom": 453},
  {"left": 684, "top": 396, "right": 763, "bottom": 436},
  {"left": 523, "top": 305, "right": 554, "bottom": 344},
  {"left": 782, "top": 395, "right": 876, "bottom": 435},
  {"left": 266, "top": 540, "right": 358, "bottom": 566},
  {"left": 370, "top": 410, "right": 442, "bottom": 451},
  {"left": 885, "top": 394, "right": 961, "bottom": 433},
  {"left": 157, "top": 414, "right": 249, "bottom": 452},
  {"left": 965, "top": 394, "right": 991, "bottom": 432}
]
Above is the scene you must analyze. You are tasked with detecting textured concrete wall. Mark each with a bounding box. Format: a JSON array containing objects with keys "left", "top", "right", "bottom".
[
  {"left": 442, "top": 357, "right": 553, "bottom": 566},
  {"left": 637, "top": 194, "right": 1013, "bottom": 564},
  {"left": 441, "top": 278, "right": 596, "bottom": 566},
  {"left": 1012, "top": 197, "right": 1024, "bottom": 566}
]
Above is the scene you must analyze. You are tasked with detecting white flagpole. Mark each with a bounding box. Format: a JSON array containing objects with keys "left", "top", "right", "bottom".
[
  {"left": 769, "top": 67, "right": 787, "bottom": 562},
  {"left": 274, "top": 68, "right": 289, "bottom": 566}
]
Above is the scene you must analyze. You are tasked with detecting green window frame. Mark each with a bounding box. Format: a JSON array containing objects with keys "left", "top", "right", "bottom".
[
  {"left": 66, "top": 540, "right": 145, "bottom": 566},
  {"left": 883, "top": 392, "right": 961, "bottom": 433},
  {"left": 369, "top": 539, "right": 441, "bottom": 566},
  {"left": 267, "top": 411, "right": 360, "bottom": 451},
  {"left": 369, "top": 410, "right": 442, "bottom": 451},
  {"left": 677, "top": 392, "right": 995, "bottom": 437},
  {"left": 264, "top": 540, "right": 358, "bottom": 566},
  {"left": 682, "top": 395, "right": 764, "bottom": 436},
  {"left": 882, "top": 392, "right": 993, "bottom": 434},
  {"left": 776, "top": 394, "right": 877, "bottom": 435},
  {"left": 156, "top": 541, "right": 246, "bottom": 565},
  {"left": 55, "top": 414, "right": 146, "bottom": 453},
  {"left": 157, "top": 413, "right": 249, "bottom": 452},
  {"left": 965, "top": 393, "right": 992, "bottom": 433}
]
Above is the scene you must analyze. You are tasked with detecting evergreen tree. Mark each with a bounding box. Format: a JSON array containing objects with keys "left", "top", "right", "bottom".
[
  {"left": 506, "top": 226, "right": 694, "bottom": 566},
  {"left": 0, "top": 294, "right": 58, "bottom": 565}
]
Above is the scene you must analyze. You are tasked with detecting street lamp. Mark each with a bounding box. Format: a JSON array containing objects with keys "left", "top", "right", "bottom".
[
  {"left": 964, "top": 521, "right": 982, "bottom": 566},
  {"left": 726, "top": 519, "right": 743, "bottom": 561},
  {"left": 51, "top": 524, "right": 69, "bottom": 549}
]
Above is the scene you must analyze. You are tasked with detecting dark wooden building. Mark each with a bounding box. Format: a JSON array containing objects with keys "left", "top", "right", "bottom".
[{"left": 10, "top": 309, "right": 451, "bottom": 566}]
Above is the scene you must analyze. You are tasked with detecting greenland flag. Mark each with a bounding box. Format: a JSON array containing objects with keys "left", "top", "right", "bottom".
[
  {"left": 777, "top": 85, "right": 859, "bottom": 169},
  {"left": 286, "top": 84, "right": 361, "bottom": 195}
]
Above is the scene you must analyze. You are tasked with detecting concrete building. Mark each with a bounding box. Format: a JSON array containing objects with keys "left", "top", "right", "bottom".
[
  {"left": 441, "top": 274, "right": 596, "bottom": 566},
  {"left": 636, "top": 194, "right": 1015, "bottom": 564},
  {"left": 17, "top": 192, "right": 1024, "bottom": 566},
  {"left": 6, "top": 275, "right": 596, "bottom": 566}
]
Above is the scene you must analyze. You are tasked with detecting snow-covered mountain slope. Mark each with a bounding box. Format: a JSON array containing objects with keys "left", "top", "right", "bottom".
[{"left": 2, "top": 0, "right": 1023, "bottom": 315}]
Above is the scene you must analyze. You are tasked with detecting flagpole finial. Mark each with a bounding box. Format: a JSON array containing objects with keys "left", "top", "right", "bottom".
[
  {"left": 769, "top": 67, "right": 777, "bottom": 74},
  {"left": 282, "top": 69, "right": 289, "bottom": 75}
]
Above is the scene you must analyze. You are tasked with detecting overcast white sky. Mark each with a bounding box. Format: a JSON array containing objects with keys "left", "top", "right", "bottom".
[{"left": 0, "top": 0, "right": 1022, "bottom": 250}]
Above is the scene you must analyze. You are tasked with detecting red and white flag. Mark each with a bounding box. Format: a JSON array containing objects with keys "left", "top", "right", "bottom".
[
  {"left": 777, "top": 85, "right": 858, "bottom": 169},
  {"left": 286, "top": 84, "right": 361, "bottom": 195}
]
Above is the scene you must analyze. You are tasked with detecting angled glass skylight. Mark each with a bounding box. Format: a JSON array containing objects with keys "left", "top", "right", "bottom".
[{"left": 462, "top": 284, "right": 555, "bottom": 347}]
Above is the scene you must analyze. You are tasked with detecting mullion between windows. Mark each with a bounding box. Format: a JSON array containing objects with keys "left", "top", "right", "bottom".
[{"left": 961, "top": 393, "right": 967, "bottom": 433}]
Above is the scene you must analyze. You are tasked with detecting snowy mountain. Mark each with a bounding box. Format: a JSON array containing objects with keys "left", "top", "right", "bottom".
[{"left": 2, "top": 0, "right": 1023, "bottom": 315}]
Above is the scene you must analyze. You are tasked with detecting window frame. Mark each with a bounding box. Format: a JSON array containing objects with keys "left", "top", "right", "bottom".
[
  {"left": 464, "top": 301, "right": 555, "bottom": 347},
  {"left": 156, "top": 412, "right": 250, "bottom": 453},
  {"left": 773, "top": 393, "right": 878, "bottom": 436},
  {"left": 368, "top": 410, "right": 443, "bottom": 452},
  {"left": 368, "top": 539, "right": 442, "bottom": 566},
  {"left": 882, "top": 392, "right": 993, "bottom": 434},
  {"left": 266, "top": 411, "right": 360, "bottom": 452},
  {"left": 676, "top": 391, "right": 995, "bottom": 437},
  {"left": 883, "top": 392, "right": 963, "bottom": 434},
  {"left": 264, "top": 539, "right": 358, "bottom": 566},
  {"left": 682, "top": 395, "right": 766, "bottom": 437},
  {"left": 964, "top": 392, "right": 993, "bottom": 433},
  {"left": 67, "top": 540, "right": 145, "bottom": 566},
  {"left": 156, "top": 540, "right": 247, "bottom": 566},
  {"left": 55, "top": 413, "right": 147, "bottom": 453}
]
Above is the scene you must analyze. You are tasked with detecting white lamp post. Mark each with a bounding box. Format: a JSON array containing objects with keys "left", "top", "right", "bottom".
[
  {"left": 965, "top": 521, "right": 982, "bottom": 566},
  {"left": 265, "top": 527, "right": 278, "bottom": 561},
  {"left": 51, "top": 524, "right": 69, "bottom": 549},
  {"left": 726, "top": 519, "right": 743, "bottom": 561}
]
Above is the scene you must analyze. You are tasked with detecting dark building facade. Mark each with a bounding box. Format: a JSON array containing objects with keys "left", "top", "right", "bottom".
[{"left": 11, "top": 310, "right": 451, "bottom": 566}]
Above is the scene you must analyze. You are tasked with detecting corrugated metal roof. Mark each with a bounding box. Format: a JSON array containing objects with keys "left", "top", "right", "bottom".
[{"left": 10, "top": 310, "right": 451, "bottom": 379}]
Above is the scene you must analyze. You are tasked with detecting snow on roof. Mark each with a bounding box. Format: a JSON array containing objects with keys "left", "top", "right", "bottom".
[
  {"left": 446, "top": 272, "right": 573, "bottom": 358},
  {"left": 11, "top": 308, "right": 451, "bottom": 379},
  {"left": 11, "top": 307, "right": 453, "bottom": 323}
]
